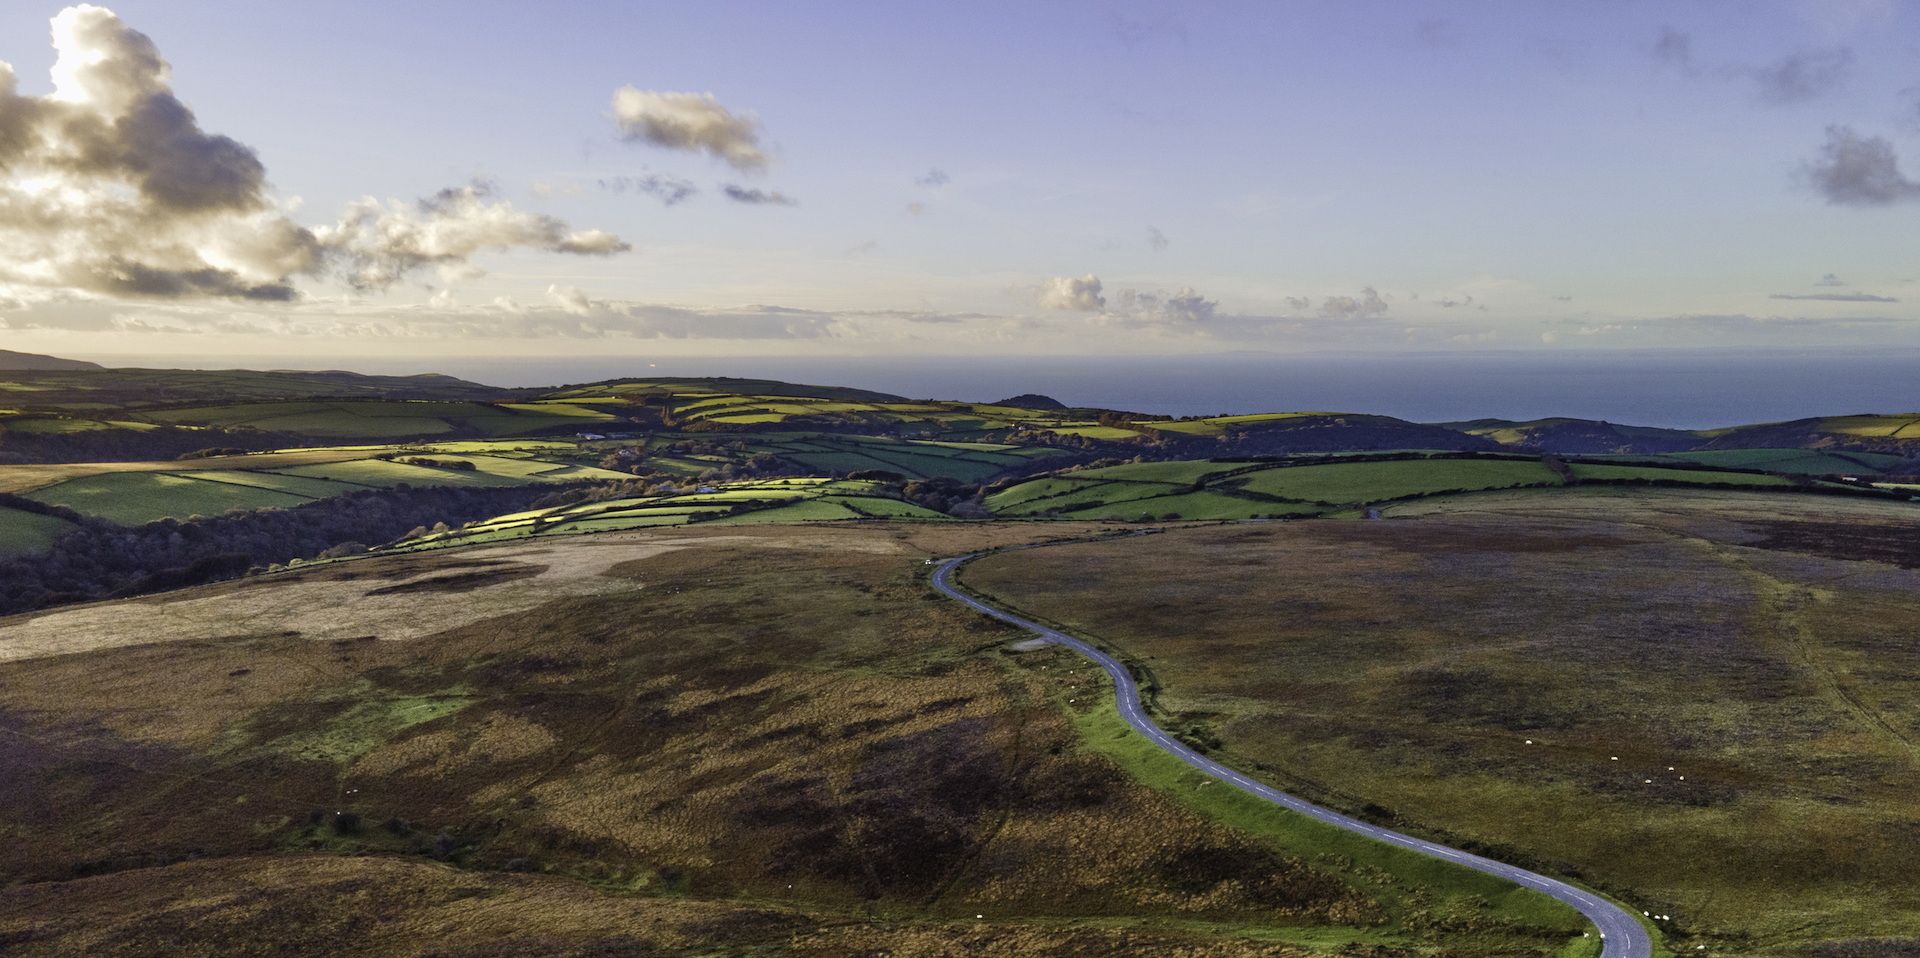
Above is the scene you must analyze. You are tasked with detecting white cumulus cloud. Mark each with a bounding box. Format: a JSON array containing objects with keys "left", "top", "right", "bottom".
[
  {"left": 1037, "top": 274, "right": 1106, "bottom": 311},
  {"left": 0, "top": 5, "right": 628, "bottom": 304},
  {"left": 611, "top": 88, "right": 770, "bottom": 172},
  {"left": 316, "top": 181, "right": 628, "bottom": 291}
]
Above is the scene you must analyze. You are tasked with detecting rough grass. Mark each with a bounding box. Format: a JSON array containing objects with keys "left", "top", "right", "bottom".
[
  {"left": 4, "top": 520, "right": 1561, "bottom": 956},
  {"left": 962, "top": 491, "right": 1920, "bottom": 953}
]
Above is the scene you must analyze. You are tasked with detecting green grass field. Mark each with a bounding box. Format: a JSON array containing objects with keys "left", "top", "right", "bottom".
[
  {"left": 1594, "top": 449, "right": 1909, "bottom": 474},
  {"left": 25, "top": 472, "right": 314, "bottom": 525},
  {"left": 1234, "top": 458, "right": 1563, "bottom": 504},
  {"left": 0, "top": 506, "right": 76, "bottom": 556},
  {"left": 990, "top": 480, "right": 1188, "bottom": 516},
  {"left": 141, "top": 400, "right": 613, "bottom": 438},
  {"left": 1565, "top": 463, "right": 1803, "bottom": 486},
  {"left": 1084, "top": 490, "right": 1309, "bottom": 521}
]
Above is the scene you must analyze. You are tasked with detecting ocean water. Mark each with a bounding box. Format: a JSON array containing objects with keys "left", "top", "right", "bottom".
[{"left": 84, "top": 349, "right": 1920, "bottom": 431}]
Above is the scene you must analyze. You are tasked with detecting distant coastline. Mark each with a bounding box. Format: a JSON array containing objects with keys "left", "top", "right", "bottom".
[{"left": 59, "top": 347, "right": 1920, "bottom": 431}]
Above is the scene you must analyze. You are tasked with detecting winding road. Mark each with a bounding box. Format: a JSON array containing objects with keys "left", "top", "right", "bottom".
[{"left": 931, "top": 551, "right": 1652, "bottom": 958}]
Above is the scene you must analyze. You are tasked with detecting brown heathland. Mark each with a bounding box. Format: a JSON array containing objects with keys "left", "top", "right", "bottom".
[
  {"left": 962, "top": 489, "right": 1920, "bottom": 950},
  {"left": 0, "top": 521, "right": 1452, "bottom": 956}
]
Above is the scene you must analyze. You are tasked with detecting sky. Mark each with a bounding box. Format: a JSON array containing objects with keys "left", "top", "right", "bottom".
[{"left": 0, "top": 0, "right": 1918, "bottom": 368}]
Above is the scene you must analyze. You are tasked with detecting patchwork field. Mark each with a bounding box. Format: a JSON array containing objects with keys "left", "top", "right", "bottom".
[
  {"left": 960, "top": 489, "right": 1920, "bottom": 952},
  {"left": 0, "top": 522, "right": 1583, "bottom": 956},
  {"left": 984, "top": 453, "right": 1880, "bottom": 521},
  {"left": 17, "top": 453, "right": 634, "bottom": 527},
  {"left": 142, "top": 399, "right": 615, "bottom": 438}
]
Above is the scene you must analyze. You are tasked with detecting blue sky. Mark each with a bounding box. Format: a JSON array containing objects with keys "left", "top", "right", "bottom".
[{"left": 0, "top": 0, "right": 1916, "bottom": 363}]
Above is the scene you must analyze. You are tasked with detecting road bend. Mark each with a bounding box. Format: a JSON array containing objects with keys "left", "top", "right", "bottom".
[{"left": 931, "top": 552, "right": 1652, "bottom": 958}]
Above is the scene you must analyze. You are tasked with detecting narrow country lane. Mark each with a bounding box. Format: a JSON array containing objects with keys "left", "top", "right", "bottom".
[{"left": 931, "top": 552, "right": 1653, "bottom": 958}]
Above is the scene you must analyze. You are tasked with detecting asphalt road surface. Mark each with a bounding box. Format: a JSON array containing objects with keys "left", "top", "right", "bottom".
[{"left": 931, "top": 552, "right": 1652, "bottom": 958}]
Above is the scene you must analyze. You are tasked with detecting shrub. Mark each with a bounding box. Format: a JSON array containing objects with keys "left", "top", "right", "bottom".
[{"left": 332, "top": 811, "right": 361, "bottom": 835}]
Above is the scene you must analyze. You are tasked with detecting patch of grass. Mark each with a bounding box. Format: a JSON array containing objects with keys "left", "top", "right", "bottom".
[
  {"left": 267, "top": 690, "right": 475, "bottom": 764},
  {"left": 0, "top": 505, "right": 76, "bottom": 556},
  {"left": 1235, "top": 458, "right": 1563, "bottom": 504},
  {"left": 25, "top": 471, "right": 314, "bottom": 524},
  {"left": 1068, "top": 700, "right": 1587, "bottom": 938},
  {"left": 1074, "top": 460, "right": 1243, "bottom": 484},
  {"left": 1617, "top": 449, "right": 1908, "bottom": 474},
  {"left": 1565, "top": 463, "right": 1801, "bottom": 486}
]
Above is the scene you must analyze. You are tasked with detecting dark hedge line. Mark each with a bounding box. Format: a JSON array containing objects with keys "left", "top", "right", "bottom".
[{"left": 0, "top": 483, "right": 589, "bottom": 615}]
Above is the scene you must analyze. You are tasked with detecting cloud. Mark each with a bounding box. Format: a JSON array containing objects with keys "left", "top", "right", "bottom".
[
  {"left": 1283, "top": 296, "right": 1311, "bottom": 310},
  {"left": 1108, "top": 10, "right": 1187, "bottom": 48},
  {"left": 610, "top": 88, "right": 770, "bottom": 172},
  {"left": 721, "top": 184, "right": 796, "bottom": 206},
  {"left": 1097, "top": 286, "right": 1216, "bottom": 328},
  {"left": 1800, "top": 125, "right": 1920, "bottom": 205},
  {"left": 1652, "top": 27, "right": 1697, "bottom": 73},
  {"left": 1652, "top": 29, "right": 1851, "bottom": 103},
  {"left": 1036, "top": 274, "right": 1106, "bottom": 311},
  {"left": 0, "top": 6, "right": 317, "bottom": 300},
  {"left": 1320, "top": 287, "right": 1389, "bottom": 320},
  {"left": 843, "top": 240, "right": 877, "bottom": 255},
  {"left": 599, "top": 173, "right": 696, "bottom": 205},
  {"left": 1816, "top": 272, "right": 1845, "bottom": 286},
  {"left": 906, "top": 202, "right": 926, "bottom": 216},
  {"left": 1769, "top": 291, "right": 1897, "bottom": 302},
  {"left": 0, "top": 6, "right": 626, "bottom": 303},
  {"left": 1750, "top": 48, "right": 1852, "bottom": 104},
  {"left": 915, "top": 169, "right": 950, "bottom": 187},
  {"left": 547, "top": 284, "right": 595, "bottom": 316},
  {"left": 1147, "top": 225, "right": 1168, "bottom": 251},
  {"left": 316, "top": 180, "right": 629, "bottom": 291}
]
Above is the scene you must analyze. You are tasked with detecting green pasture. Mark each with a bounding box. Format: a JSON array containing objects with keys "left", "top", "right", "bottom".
[
  {"left": 708, "top": 499, "right": 864, "bottom": 523},
  {"left": 984, "top": 477, "right": 1102, "bottom": 509},
  {"left": 271, "top": 456, "right": 629, "bottom": 490},
  {"left": 1073, "top": 460, "right": 1240, "bottom": 484},
  {"left": 272, "top": 459, "right": 522, "bottom": 488},
  {"left": 1, "top": 416, "right": 156, "bottom": 434},
  {"left": 142, "top": 400, "right": 611, "bottom": 438},
  {"left": 992, "top": 481, "right": 1186, "bottom": 516},
  {"left": 184, "top": 470, "right": 366, "bottom": 499},
  {"left": 1565, "top": 464, "right": 1802, "bottom": 486},
  {"left": 1082, "top": 490, "right": 1301, "bottom": 521},
  {"left": 824, "top": 496, "right": 953, "bottom": 518},
  {"left": 1600, "top": 448, "right": 1908, "bottom": 474},
  {"left": 0, "top": 506, "right": 76, "bottom": 556},
  {"left": 1234, "top": 457, "right": 1563, "bottom": 504},
  {"left": 25, "top": 472, "right": 313, "bottom": 525},
  {"left": 546, "top": 513, "right": 693, "bottom": 533},
  {"left": 1809, "top": 415, "right": 1920, "bottom": 438}
]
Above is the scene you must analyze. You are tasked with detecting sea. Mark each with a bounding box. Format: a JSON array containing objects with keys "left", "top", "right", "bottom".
[{"left": 83, "top": 348, "right": 1920, "bottom": 432}]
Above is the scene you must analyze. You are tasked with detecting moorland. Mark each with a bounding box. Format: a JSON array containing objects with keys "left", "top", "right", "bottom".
[{"left": 1, "top": 352, "right": 1918, "bottom": 956}]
